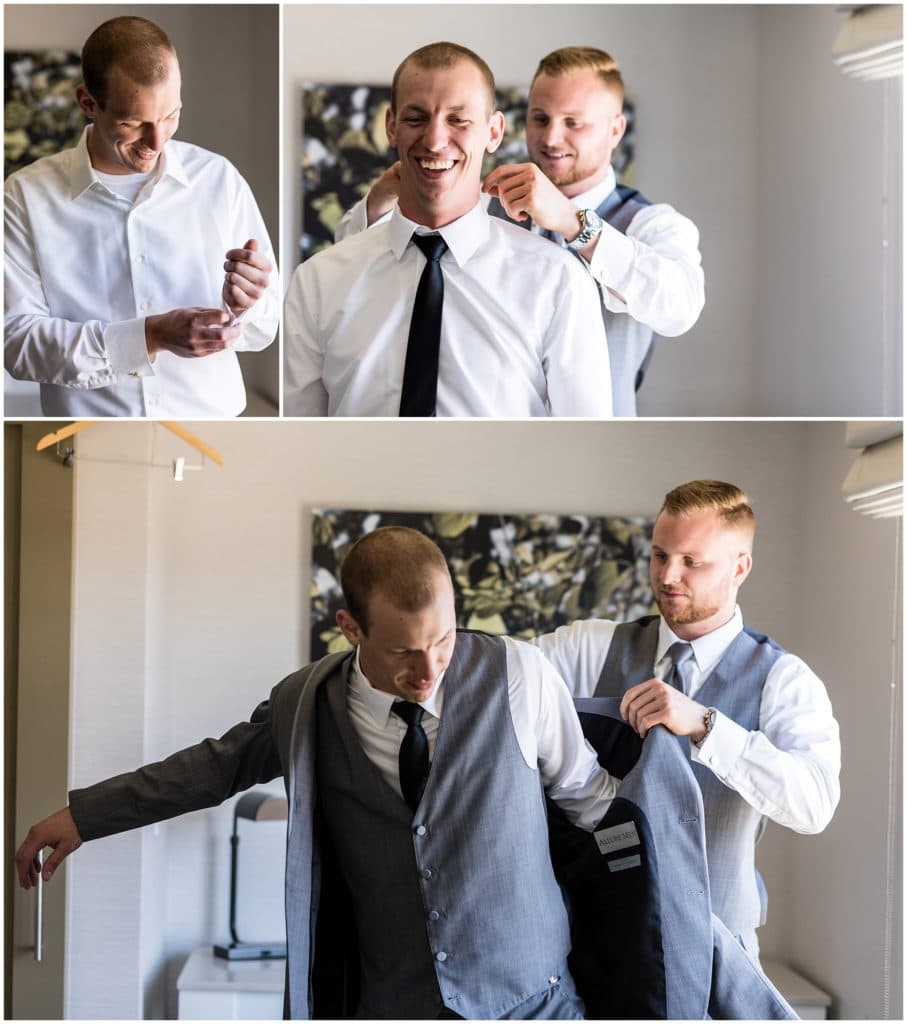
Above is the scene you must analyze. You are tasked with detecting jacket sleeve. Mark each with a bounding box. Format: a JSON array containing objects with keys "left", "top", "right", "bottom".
[{"left": 69, "top": 689, "right": 284, "bottom": 842}]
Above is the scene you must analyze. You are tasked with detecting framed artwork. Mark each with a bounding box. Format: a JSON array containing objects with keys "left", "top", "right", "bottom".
[
  {"left": 301, "top": 81, "right": 635, "bottom": 262},
  {"left": 5, "top": 50, "right": 84, "bottom": 178},
  {"left": 310, "top": 507, "right": 654, "bottom": 658}
]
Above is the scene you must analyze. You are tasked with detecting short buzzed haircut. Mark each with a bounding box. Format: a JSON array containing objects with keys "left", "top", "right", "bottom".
[
  {"left": 340, "top": 526, "right": 453, "bottom": 633},
  {"left": 532, "top": 46, "right": 625, "bottom": 103},
  {"left": 659, "top": 480, "right": 756, "bottom": 539},
  {"left": 391, "top": 41, "right": 496, "bottom": 114},
  {"left": 81, "top": 16, "right": 176, "bottom": 109}
]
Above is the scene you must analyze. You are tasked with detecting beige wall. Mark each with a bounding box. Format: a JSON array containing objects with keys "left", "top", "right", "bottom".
[{"left": 54, "top": 419, "right": 900, "bottom": 1017}]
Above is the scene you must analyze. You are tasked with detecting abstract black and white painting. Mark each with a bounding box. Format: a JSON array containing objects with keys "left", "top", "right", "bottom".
[{"left": 310, "top": 507, "right": 654, "bottom": 658}]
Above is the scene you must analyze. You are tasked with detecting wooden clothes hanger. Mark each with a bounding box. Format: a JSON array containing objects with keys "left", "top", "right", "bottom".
[{"left": 34, "top": 420, "right": 225, "bottom": 466}]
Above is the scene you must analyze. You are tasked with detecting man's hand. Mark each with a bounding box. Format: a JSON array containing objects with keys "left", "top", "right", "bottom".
[
  {"left": 366, "top": 162, "right": 401, "bottom": 225},
  {"left": 222, "top": 238, "right": 272, "bottom": 317},
  {"left": 145, "top": 307, "right": 242, "bottom": 360},
  {"left": 15, "top": 807, "right": 82, "bottom": 889},
  {"left": 482, "top": 162, "right": 580, "bottom": 240},
  {"left": 619, "top": 678, "right": 709, "bottom": 741}
]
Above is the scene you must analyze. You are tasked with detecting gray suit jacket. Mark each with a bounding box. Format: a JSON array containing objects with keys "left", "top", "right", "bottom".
[{"left": 549, "top": 698, "right": 796, "bottom": 1020}]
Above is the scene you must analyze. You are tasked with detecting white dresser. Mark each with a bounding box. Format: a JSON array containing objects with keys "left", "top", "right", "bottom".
[{"left": 176, "top": 947, "right": 285, "bottom": 1020}]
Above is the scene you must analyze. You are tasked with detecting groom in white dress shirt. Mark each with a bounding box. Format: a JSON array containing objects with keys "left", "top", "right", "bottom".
[
  {"left": 338, "top": 46, "right": 705, "bottom": 417},
  {"left": 283, "top": 42, "right": 612, "bottom": 418}
]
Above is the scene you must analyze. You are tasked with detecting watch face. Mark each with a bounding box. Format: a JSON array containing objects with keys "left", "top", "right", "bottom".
[{"left": 585, "top": 210, "right": 604, "bottom": 232}]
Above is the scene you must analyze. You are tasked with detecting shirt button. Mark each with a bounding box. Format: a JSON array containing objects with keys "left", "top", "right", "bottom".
[
  {"left": 140, "top": 301, "right": 150, "bottom": 311},
  {"left": 428, "top": 910, "right": 440, "bottom": 921},
  {"left": 435, "top": 951, "right": 447, "bottom": 962},
  {"left": 135, "top": 254, "right": 145, "bottom": 263},
  {"left": 414, "top": 825, "right": 427, "bottom": 836},
  {"left": 422, "top": 868, "right": 433, "bottom": 880}
]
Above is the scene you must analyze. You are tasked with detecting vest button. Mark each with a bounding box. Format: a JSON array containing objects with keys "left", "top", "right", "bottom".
[
  {"left": 414, "top": 824, "right": 427, "bottom": 836},
  {"left": 428, "top": 910, "right": 440, "bottom": 921},
  {"left": 435, "top": 951, "right": 447, "bottom": 962},
  {"left": 422, "top": 868, "right": 433, "bottom": 879}
]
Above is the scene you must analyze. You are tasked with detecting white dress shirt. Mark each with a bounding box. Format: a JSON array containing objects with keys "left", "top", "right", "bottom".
[
  {"left": 347, "top": 636, "right": 618, "bottom": 831},
  {"left": 337, "top": 168, "right": 703, "bottom": 417},
  {"left": 562, "top": 167, "right": 703, "bottom": 338},
  {"left": 533, "top": 607, "right": 841, "bottom": 834},
  {"left": 284, "top": 201, "right": 612, "bottom": 417},
  {"left": 4, "top": 127, "right": 281, "bottom": 417}
]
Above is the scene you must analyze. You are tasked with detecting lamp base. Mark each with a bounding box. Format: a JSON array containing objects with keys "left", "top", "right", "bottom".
[{"left": 212, "top": 942, "right": 287, "bottom": 961}]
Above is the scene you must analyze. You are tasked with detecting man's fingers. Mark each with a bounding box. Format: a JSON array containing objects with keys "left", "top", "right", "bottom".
[
  {"left": 42, "top": 841, "right": 76, "bottom": 881},
  {"left": 225, "top": 278, "right": 262, "bottom": 307},
  {"left": 224, "top": 240, "right": 272, "bottom": 274},
  {"left": 223, "top": 259, "right": 270, "bottom": 288}
]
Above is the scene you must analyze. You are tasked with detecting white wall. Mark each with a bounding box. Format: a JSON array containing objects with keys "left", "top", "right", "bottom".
[
  {"left": 61, "top": 419, "right": 900, "bottom": 1017},
  {"left": 282, "top": 4, "right": 901, "bottom": 416},
  {"left": 754, "top": 7, "right": 903, "bottom": 417},
  {"left": 4, "top": 4, "right": 280, "bottom": 411}
]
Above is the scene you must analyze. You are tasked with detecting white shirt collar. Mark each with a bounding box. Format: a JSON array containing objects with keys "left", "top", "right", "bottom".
[
  {"left": 656, "top": 605, "right": 744, "bottom": 679},
  {"left": 388, "top": 200, "right": 489, "bottom": 269},
  {"left": 350, "top": 645, "right": 446, "bottom": 726},
  {"left": 70, "top": 126, "right": 190, "bottom": 200},
  {"left": 567, "top": 165, "right": 618, "bottom": 213}
]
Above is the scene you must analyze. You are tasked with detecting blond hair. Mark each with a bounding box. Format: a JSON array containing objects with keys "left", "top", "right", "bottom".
[
  {"left": 391, "top": 41, "right": 496, "bottom": 113},
  {"left": 340, "top": 526, "right": 452, "bottom": 633},
  {"left": 659, "top": 480, "right": 756, "bottom": 536},
  {"left": 532, "top": 46, "right": 624, "bottom": 102}
]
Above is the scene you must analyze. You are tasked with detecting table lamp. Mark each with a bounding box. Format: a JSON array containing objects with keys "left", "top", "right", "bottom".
[{"left": 213, "top": 792, "right": 288, "bottom": 960}]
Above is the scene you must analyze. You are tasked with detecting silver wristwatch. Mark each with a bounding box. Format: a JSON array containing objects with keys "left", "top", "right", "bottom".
[
  {"left": 694, "top": 707, "right": 717, "bottom": 749},
  {"left": 567, "top": 208, "right": 604, "bottom": 249}
]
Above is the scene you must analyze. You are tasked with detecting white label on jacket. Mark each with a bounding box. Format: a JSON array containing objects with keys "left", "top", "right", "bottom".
[
  {"left": 607, "top": 854, "right": 641, "bottom": 873},
  {"left": 594, "top": 820, "right": 640, "bottom": 856}
]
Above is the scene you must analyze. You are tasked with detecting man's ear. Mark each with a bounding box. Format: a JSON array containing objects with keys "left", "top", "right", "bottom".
[
  {"left": 75, "top": 84, "right": 99, "bottom": 120},
  {"left": 610, "top": 112, "right": 627, "bottom": 149},
  {"left": 485, "top": 110, "right": 505, "bottom": 154},
  {"left": 336, "top": 608, "right": 364, "bottom": 646},
  {"left": 385, "top": 104, "right": 397, "bottom": 149},
  {"left": 733, "top": 552, "right": 753, "bottom": 590}
]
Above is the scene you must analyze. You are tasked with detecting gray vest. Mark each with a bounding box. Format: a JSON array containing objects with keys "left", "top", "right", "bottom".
[
  {"left": 315, "top": 631, "right": 573, "bottom": 1019},
  {"left": 594, "top": 615, "right": 786, "bottom": 950},
  {"left": 488, "top": 184, "right": 653, "bottom": 417}
]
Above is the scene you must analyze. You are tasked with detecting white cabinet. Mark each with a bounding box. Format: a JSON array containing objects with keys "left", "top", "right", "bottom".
[
  {"left": 177, "top": 947, "right": 284, "bottom": 1020},
  {"left": 763, "top": 959, "right": 833, "bottom": 1020}
]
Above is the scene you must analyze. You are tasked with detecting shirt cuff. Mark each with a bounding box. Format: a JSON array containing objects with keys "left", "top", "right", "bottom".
[
  {"left": 104, "top": 319, "right": 155, "bottom": 379},
  {"left": 691, "top": 710, "right": 748, "bottom": 779},
  {"left": 588, "top": 222, "right": 636, "bottom": 294}
]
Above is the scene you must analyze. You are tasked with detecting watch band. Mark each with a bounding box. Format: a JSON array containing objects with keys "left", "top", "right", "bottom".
[
  {"left": 567, "top": 209, "right": 604, "bottom": 249},
  {"left": 694, "top": 707, "right": 717, "bottom": 749}
]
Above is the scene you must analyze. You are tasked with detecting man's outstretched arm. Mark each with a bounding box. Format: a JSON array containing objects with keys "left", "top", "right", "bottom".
[{"left": 15, "top": 694, "right": 282, "bottom": 889}]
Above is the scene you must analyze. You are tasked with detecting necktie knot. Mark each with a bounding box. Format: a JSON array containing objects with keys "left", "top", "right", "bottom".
[
  {"left": 411, "top": 233, "right": 448, "bottom": 262},
  {"left": 665, "top": 641, "right": 694, "bottom": 694},
  {"left": 391, "top": 700, "right": 425, "bottom": 727}
]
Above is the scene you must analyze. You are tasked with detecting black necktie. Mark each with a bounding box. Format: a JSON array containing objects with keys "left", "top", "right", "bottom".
[
  {"left": 399, "top": 233, "right": 448, "bottom": 417},
  {"left": 665, "top": 641, "right": 695, "bottom": 695},
  {"left": 390, "top": 701, "right": 430, "bottom": 811}
]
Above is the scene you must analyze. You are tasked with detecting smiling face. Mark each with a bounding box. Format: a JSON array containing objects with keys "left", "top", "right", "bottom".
[
  {"left": 649, "top": 509, "right": 753, "bottom": 640},
  {"left": 76, "top": 53, "right": 181, "bottom": 175},
  {"left": 526, "top": 69, "right": 625, "bottom": 198},
  {"left": 337, "top": 569, "right": 457, "bottom": 702},
  {"left": 386, "top": 58, "right": 504, "bottom": 228}
]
